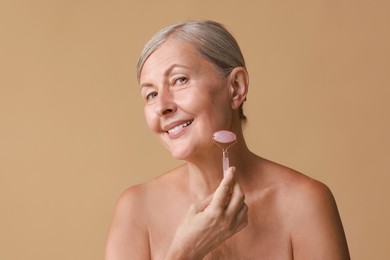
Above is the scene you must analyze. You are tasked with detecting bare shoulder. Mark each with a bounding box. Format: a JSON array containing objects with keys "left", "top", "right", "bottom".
[
  {"left": 260, "top": 159, "right": 350, "bottom": 259},
  {"left": 260, "top": 158, "right": 342, "bottom": 225},
  {"left": 105, "top": 182, "right": 151, "bottom": 259},
  {"left": 115, "top": 163, "right": 187, "bottom": 218},
  {"left": 115, "top": 182, "right": 149, "bottom": 219},
  {"left": 105, "top": 165, "right": 186, "bottom": 259},
  {"left": 258, "top": 158, "right": 334, "bottom": 204},
  {"left": 280, "top": 165, "right": 333, "bottom": 206}
]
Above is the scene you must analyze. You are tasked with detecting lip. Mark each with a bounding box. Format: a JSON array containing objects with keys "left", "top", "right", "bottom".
[{"left": 162, "top": 119, "right": 194, "bottom": 138}]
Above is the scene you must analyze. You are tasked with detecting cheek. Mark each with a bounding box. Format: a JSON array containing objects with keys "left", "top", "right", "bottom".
[
  {"left": 144, "top": 107, "right": 158, "bottom": 131},
  {"left": 197, "top": 88, "right": 230, "bottom": 114}
]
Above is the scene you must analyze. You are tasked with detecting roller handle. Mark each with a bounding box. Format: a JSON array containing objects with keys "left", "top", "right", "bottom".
[{"left": 222, "top": 151, "right": 229, "bottom": 177}]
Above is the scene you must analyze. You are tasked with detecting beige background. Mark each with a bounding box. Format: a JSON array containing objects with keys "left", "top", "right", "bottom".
[{"left": 1, "top": 0, "right": 389, "bottom": 259}]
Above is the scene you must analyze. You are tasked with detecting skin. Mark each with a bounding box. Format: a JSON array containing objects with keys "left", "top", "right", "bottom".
[{"left": 105, "top": 37, "right": 350, "bottom": 259}]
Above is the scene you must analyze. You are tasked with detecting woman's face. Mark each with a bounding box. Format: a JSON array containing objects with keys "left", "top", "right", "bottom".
[{"left": 139, "top": 38, "right": 234, "bottom": 160}]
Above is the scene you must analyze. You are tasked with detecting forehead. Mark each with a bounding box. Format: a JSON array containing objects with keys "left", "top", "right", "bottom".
[{"left": 139, "top": 38, "right": 214, "bottom": 81}]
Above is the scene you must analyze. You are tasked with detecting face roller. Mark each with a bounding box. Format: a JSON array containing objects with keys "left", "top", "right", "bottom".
[{"left": 212, "top": 130, "right": 237, "bottom": 176}]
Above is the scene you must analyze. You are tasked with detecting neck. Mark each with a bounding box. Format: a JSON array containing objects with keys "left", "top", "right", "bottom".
[{"left": 185, "top": 132, "right": 253, "bottom": 201}]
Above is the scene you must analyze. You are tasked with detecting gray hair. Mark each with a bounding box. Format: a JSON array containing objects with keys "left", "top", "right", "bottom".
[{"left": 136, "top": 20, "right": 247, "bottom": 122}]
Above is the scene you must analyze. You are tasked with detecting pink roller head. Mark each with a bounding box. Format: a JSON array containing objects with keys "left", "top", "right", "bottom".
[
  {"left": 212, "top": 130, "right": 237, "bottom": 151},
  {"left": 213, "top": 130, "right": 236, "bottom": 143},
  {"left": 213, "top": 130, "right": 237, "bottom": 176}
]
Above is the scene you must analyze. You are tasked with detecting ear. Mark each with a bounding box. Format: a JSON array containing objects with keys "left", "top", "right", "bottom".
[{"left": 228, "top": 67, "right": 249, "bottom": 110}]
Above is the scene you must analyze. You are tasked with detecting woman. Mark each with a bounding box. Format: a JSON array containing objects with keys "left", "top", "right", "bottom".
[{"left": 105, "top": 20, "right": 350, "bottom": 259}]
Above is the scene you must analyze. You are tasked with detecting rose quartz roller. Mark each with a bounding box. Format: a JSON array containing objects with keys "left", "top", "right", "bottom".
[{"left": 212, "top": 130, "right": 237, "bottom": 176}]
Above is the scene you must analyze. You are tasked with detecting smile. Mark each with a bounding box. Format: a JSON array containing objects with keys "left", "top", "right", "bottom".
[{"left": 167, "top": 120, "right": 194, "bottom": 135}]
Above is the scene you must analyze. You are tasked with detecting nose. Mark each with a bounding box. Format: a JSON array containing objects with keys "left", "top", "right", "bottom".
[{"left": 154, "top": 89, "right": 176, "bottom": 116}]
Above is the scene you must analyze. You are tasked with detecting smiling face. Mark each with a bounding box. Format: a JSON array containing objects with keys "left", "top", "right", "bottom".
[{"left": 139, "top": 38, "right": 236, "bottom": 160}]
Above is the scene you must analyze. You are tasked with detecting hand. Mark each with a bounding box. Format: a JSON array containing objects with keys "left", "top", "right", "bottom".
[{"left": 165, "top": 167, "right": 248, "bottom": 259}]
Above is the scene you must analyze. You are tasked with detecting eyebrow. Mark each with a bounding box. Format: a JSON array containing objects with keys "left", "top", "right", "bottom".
[{"left": 139, "top": 64, "right": 191, "bottom": 89}]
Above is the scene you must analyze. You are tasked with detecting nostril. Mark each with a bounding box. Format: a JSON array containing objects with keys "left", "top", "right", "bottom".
[
  {"left": 154, "top": 90, "right": 176, "bottom": 116},
  {"left": 156, "top": 103, "right": 176, "bottom": 116},
  {"left": 162, "top": 108, "right": 173, "bottom": 115}
]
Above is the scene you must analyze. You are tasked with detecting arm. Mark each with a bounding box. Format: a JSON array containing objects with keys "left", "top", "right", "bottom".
[
  {"left": 291, "top": 180, "right": 350, "bottom": 260},
  {"left": 105, "top": 186, "right": 151, "bottom": 260}
]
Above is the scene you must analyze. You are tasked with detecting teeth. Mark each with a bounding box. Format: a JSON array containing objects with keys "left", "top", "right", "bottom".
[{"left": 167, "top": 120, "right": 193, "bottom": 134}]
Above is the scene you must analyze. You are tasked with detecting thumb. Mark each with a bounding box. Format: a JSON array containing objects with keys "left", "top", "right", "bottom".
[{"left": 210, "top": 167, "right": 235, "bottom": 208}]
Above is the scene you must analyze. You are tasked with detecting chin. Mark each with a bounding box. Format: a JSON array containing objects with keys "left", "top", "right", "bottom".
[
  {"left": 168, "top": 143, "right": 200, "bottom": 161},
  {"left": 169, "top": 149, "right": 190, "bottom": 161}
]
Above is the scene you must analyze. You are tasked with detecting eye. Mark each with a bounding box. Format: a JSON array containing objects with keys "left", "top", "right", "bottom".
[
  {"left": 175, "top": 77, "right": 188, "bottom": 85},
  {"left": 145, "top": 91, "right": 158, "bottom": 101}
]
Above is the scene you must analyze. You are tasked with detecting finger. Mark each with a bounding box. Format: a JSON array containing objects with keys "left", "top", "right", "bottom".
[
  {"left": 188, "top": 195, "right": 213, "bottom": 215},
  {"left": 235, "top": 203, "right": 249, "bottom": 231},
  {"left": 225, "top": 182, "right": 245, "bottom": 215},
  {"left": 237, "top": 202, "right": 248, "bottom": 222},
  {"left": 210, "top": 167, "right": 235, "bottom": 209}
]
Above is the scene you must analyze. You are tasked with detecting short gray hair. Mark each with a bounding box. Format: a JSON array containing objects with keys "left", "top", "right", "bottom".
[{"left": 136, "top": 20, "right": 247, "bottom": 122}]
